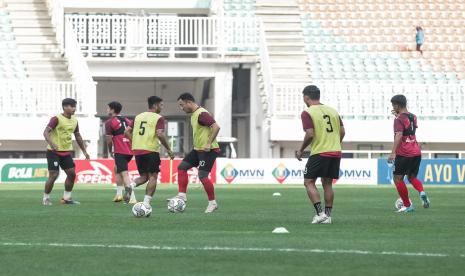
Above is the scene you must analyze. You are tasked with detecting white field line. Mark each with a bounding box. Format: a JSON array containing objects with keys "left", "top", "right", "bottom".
[{"left": 1, "top": 242, "right": 462, "bottom": 258}]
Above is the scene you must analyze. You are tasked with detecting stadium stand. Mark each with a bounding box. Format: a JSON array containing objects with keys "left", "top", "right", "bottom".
[
  {"left": 298, "top": 0, "right": 465, "bottom": 82},
  {"left": 0, "top": 4, "right": 27, "bottom": 79}
]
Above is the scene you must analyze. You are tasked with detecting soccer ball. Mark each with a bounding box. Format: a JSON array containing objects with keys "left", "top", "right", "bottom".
[
  {"left": 167, "top": 198, "right": 186, "bottom": 213},
  {"left": 394, "top": 198, "right": 412, "bottom": 210},
  {"left": 132, "top": 202, "right": 152, "bottom": 218}
]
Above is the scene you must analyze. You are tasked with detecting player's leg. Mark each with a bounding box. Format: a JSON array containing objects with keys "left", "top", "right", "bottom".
[
  {"left": 407, "top": 156, "right": 429, "bottom": 208},
  {"left": 60, "top": 156, "right": 80, "bottom": 205},
  {"left": 127, "top": 154, "right": 150, "bottom": 203},
  {"left": 198, "top": 151, "right": 219, "bottom": 213},
  {"left": 320, "top": 157, "right": 340, "bottom": 224},
  {"left": 142, "top": 152, "right": 161, "bottom": 206},
  {"left": 114, "top": 170, "right": 124, "bottom": 202},
  {"left": 169, "top": 150, "right": 197, "bottom": 201},
  {"left": 44, "top": 151, "right": 60, "bottom": 205},
  {"left": 304, "top": 155, "right": 327, "bottom": 223},
  {"left": 393, "top": 156, "right": 413, "bottom": 212}
]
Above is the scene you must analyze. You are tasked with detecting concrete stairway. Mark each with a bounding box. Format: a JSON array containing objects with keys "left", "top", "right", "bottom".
[
  {"left": 255, "top": 0, "right": 310, "bottom": 83},
  {"left": 5, "top": 0, "right": 71, "bottom": 80}
]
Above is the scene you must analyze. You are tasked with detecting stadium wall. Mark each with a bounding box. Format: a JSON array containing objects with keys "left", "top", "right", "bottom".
[{"left": 1, "top": 158, "right": 464, "bottom": 185}]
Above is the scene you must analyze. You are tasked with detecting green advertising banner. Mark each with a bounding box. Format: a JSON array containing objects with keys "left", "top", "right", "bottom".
[{"left": 1, "top": 163, "right": 49, "bottom": 182}]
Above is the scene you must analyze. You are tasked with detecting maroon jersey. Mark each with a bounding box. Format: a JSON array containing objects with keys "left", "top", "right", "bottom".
[
  {"left": 394, "top": 112, "right": 421, "bottom": 157},
  {"left": 105, "top": 116, "right": 133, "bottom": 155}
]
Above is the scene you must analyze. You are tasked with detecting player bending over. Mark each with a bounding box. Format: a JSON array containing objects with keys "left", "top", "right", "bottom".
[
  {"left": 388, "top": 94, "right": 430, "bottom": 213},
  {"left": 295, "top": 85, "right": 345, "bottom": 224},
  {"left": 42, "top": 98, "right": 90, "bottom": 205},
  {"left": 105, "top": 101, "right": 136, "bottom": 203},
  {"left": 168, "top": 93, "right": 221, "bottom": 213},
  {"left": 124, "top": 96, "right": 174, "bottom": 207}
]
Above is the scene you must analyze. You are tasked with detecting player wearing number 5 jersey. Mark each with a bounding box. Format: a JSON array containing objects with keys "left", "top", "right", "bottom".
[
  {"left": 295, "top": 85, "right": 345, "bottom": 224},
  {"left": 124, "top": 96, "right": 174, "bottom": 207}
]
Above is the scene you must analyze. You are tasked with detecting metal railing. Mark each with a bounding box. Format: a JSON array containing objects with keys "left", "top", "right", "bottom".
[
  {"left": 65, "top": 14, "right": 260, "bottom": 59},
  {"left": 272, "top": 82, "right": 465, "bottom": 119},
  {"left": 0, "top": 81, "right": 95, "bottom": 116},
  {"left": 343, "top": 150, "right": 465, "bottom": 159}
]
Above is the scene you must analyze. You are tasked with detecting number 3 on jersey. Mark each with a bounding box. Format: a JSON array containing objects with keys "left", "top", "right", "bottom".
[{"left": 323, "top": 115, "right": 333, "bottom": 133}]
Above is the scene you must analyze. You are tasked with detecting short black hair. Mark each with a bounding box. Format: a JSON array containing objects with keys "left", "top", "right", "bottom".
[
  {"left": 148, "top": 96, "right": 163, "bottom": 108},
  {"left": 302, "top": 85, "right": 320, "bottom": 100},
  {"left": 107, "top": 101, "right": 122, "bottom": 114},
  {"left": 177, "top": 93, "right": 195, "bottom": 102},
  {"left": 62, "top": 98, "right": 77, "bottom": 107},
  {"left": 391, "top": 94, "right": 407, "bottom": 108}
]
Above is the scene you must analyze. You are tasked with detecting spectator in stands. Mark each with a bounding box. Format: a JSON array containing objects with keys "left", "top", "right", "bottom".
[{"left": 415, "top": 26, "right": 424, "bottom": 55}]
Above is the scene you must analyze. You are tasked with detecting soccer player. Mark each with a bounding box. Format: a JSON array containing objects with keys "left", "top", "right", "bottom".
[
  {"left": 168, "top": 93, "right": 221, "bottom": 213},
  {"left": 388, "top": 94, "right": 430, "bottom": 213},
  {"left": 124, "top": 96, "right": 174, "bottom": 207},
  {"left": 42, "top": 98, "right": 90, "bottom": 205},
  {"left": 295, "top": 85, "right": 345, "bottom": 224},
  {"left": 105, "top": 101, "right": 136, "bottom": 204}
]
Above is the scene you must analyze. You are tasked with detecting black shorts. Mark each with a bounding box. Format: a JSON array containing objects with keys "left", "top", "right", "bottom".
[
  {"left": 46, "top": 150, "right": 75, "bottom": 171},
  {"left": 393, "top": 155, "right": 421, "bottom": 176},
  {"left": 304, "top": 154, "right": 341, "bottom": 180},
  {"left": 114, "top": 153, "right": 132, "bottom": 173},
  {"left": 135, "top": 152, "right": 160, "bottom": 174},
  {"left": 183, "top": 150, "right": 218, "bottom": 172}
]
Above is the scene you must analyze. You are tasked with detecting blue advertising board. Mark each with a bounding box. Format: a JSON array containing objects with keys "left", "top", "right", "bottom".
[{"left": 378, "top": 159, "right": 465, "bottom": 185}]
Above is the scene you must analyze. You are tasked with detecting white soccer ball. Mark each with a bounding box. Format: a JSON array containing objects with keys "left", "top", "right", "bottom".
[
  {"left": 394, "top": 198, "right": 412, "bottom": 210},
  {"left": 167, "top": 198, "right": 186, "bottom": 213},
  {"left": 132, "top": 202, "right": 152, "bottom": 218}
]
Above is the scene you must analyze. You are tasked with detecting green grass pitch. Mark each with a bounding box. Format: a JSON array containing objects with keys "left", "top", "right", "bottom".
[{"left": 0, "top": 183, "right": 464, "bottom": 276}]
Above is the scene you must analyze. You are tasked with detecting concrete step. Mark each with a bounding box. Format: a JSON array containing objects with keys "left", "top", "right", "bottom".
[
  {"left": 19, "top": 52, "right": 63, "bottom": 59},
  {"left": 269, "top": 51, "right": 308, "bottom": 56},
  {"left": 255, "top": 10, "right": 300, "bottom": 15},
  {"left": 10, "top": 19, "right": 52, "bottom": 28},
  {"left": 263, "top": 22, "right": 302, "bottom": 29},
  {"left": 7, "top": 11, "right": 50, "bottom": 20},
  {"left": 5, "top": 3, "right": 48, "bottom": 12},
  {"left": 260, "top": 17, "right": 301, "bottom": 23},
  {"left": 24, "top": 57, "right": 67, "bottom": 64},
  {"left": 268, "top": 45, "right": 304, "bottom": 51},
  {"left": 13, "top": 27, "right": 55, "bottom": 36},
  {"left": 15, "top": 36, "right": 56, "bottom": 44},
  {"left": 17, "top": 44, "right": 62, "bottom": 53},
  {"left": 5, "top": 0, "right": 45, "bottom": 3},
  {"left": 265, "top": 34, "right": 304, "bottom": 40}
]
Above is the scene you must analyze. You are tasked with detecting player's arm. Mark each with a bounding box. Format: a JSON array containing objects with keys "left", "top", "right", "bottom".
[
  {"left": 124, "top": 126, "right": 133, "bottom": 142},
  {"left": 104, "top": 120, "right": 114, "bottom": 158},
  {"left": 389, "top": 132, "right": 403, "bottom": 163},
  {"left": 43, "top": 126, "right": 58, "bottom": 151},
  {"left": 296, "top": 128, "right": 314, "bottom": 161},
  {"left": 205, "top": 122, "right": 221, "bottom": 151},
  {"left": 105, "top": 135, "right": 114, "bottom": 158},
  {"left": 74, "top": 124, "right": 90, "bottom": 160},
  {"left": 339, "top": 116, "right": 345, "bottom": 142},
  {"left": 157, "top": 129, "right": 174, "bottom": 159},
  {"left": 296, "top": 111, "right": 314, "bottom": 161},
  {"left": 43, "top": 117, "right": 58, "bottom": 151}
]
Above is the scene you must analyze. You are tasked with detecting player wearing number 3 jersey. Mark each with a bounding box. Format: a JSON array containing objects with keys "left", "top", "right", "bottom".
[{"left": 295, "top": 85, "right": 345, "bottom": 224}]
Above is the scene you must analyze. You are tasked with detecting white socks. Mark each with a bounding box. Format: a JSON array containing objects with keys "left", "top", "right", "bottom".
[
  {"left": 209, "top": 200, "right": 217, "bottom": 205},
  {"left": 143, "top": 195, "right": 152, "bottom": 205},
  {"left": 130, "top": 182, "right": 136, "bottom": 189},
  {"left": 116, "top": 186, "right": 124, "bottom": 196},
  {"left": 130, "top": 189, "right": 136, "bottom": 201},
  {"left": 63, "top": 191, "right": 72, "bottom": 200},
  {"left": 43, "top": 193, "right": 50, "bottom": 200}
]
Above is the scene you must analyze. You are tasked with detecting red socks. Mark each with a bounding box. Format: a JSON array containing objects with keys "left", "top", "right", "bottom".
[
  {"left": 200, "top": 177, "right": 215, "bottom": 201},
  {"left": 409, "top": 178, "right": 424, "bottom": 193},
  {"left": 395, "top": 180, "right": 411, "bottom": 207},
  {"left": 178, "top": 170, "right": 188, "bottom": 193}
]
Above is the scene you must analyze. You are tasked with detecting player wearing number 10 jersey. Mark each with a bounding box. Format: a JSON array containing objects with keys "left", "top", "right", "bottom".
[{"left": 295, "top": 85, "right": 345, "bottom": 224}]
